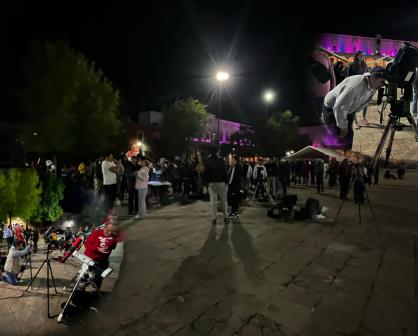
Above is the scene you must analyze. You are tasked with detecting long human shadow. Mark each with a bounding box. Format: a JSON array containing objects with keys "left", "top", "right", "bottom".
[
  {"left": 150, "top": 224, "right": 235, "bottom": 334},
  {"left": 231, "top": 221, "right": 263, "bottom": 283}
]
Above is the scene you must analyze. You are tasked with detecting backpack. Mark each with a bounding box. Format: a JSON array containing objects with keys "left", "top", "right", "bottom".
[{"left": 308, "top": 57, "right": 331, "bottom": 84}]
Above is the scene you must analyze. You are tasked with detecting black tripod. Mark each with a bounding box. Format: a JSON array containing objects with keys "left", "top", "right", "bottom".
[
  {"left": 26, "top": 245, "right": 59, "bottom": 318},
  {"left": 372, "top": 112, "right": 418, "bottom": 169},
  {"left": 19, "top": 252, "right": 33, "bottom": 286},
  {"left": 332, "top": 167, "right": 380, "bottom": 234}
]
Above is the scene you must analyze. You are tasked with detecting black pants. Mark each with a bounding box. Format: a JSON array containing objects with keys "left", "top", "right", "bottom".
[
  {"left": 316, "top": 175, "right": 324, "bottom": 193},
  {"left": 103, "top": 184, "right": 117, "bottom": 212},
  {"left": 322, "top": 105, "right": 355, "bottom": 149},
  {"left": 91, "top": 259, "right": 109, "bottom": 290},
  {"left": 228, "top": 187, "right": 240, "bottom": 213},
  {"left": 279, "top": 177, "right": 288, "bottom": 196},
  {"left": 7, "top": 237, "right": 14, "bottom": 250},
  {"left": 128, "top": 188, "right": 139, "bottom": 214},
  {"left": 339, "top": 177, "right": 350, "bottom": 199}
]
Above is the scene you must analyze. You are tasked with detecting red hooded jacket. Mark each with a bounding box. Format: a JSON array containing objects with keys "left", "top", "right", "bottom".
[{"left": 84, "top": 227, "right": 118, "bottom": 261}]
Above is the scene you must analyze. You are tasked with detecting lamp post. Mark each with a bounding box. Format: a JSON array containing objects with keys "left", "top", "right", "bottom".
[
  {"left": 262, "top": 89, "right": 276, "bottom": 118},
  {"left": 215, "top": 71, "right": 229, "bottom": 147}
]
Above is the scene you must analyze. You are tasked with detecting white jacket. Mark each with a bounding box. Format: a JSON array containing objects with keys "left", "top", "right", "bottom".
[
  {"left": 253, "top": 165, "right": 267, "bottom": 180},
  {"left": 4, "top": 245, "right": 30, "bottom": 274}
]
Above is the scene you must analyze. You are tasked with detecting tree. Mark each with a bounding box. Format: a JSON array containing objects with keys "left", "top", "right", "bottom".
[
  {"left": 20, "top": 41, "right": 122, "bottom": 155},
  {"left": 0, "top": 169, "right": 42, "bottom": 224},
  {"left": 253, "top": 111, "right": 310, "bottom": 157},
  {"left": 31, "top": 175, "right": 65, "bottom": 224},
  {"left": 158, "top": 97, "right": 209, "bottom": 156}
]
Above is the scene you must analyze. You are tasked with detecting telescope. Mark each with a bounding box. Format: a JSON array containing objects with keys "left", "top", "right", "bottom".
[
  {"left": 372, "top": 42, "right": 418, "bottom": 168},
  {"left": 56, "top": 235, "right": 112, "bottom": 323}
]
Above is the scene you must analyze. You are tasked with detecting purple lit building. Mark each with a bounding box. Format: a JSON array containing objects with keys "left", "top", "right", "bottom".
[{"left": 319, "top": 33, "right": 418, "bottom": 67}]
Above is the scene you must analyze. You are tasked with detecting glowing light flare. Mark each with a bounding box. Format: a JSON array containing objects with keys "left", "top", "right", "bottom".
[{"left": 216, "top": 71, "right": 230, "bottom": 82}]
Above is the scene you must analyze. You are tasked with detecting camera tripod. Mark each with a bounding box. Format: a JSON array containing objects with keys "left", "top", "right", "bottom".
[
  {"left": 26, "top": 245, "right": 59, "bottom": 318},
  {"left": 253, "top": 179, "right": 275, "bottom": 203},
  {"left": 19, "top": 252, "right": 33, "bottom": 286},
  {"left": 372, "top": 111, "right": 418, "bottom": 169},
  {"left": 332, "top": 167, "right": 380, "bottom": 234}
]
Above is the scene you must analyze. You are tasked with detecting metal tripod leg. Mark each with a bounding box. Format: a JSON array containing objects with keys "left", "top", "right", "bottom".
[
  {"left": 63, "top": 273, "right": 79, "bottom": 291},
  {"left": 372, "top": 116, "right": 394, "bottom": 170},
  {"left": 57, "top": 270, "right": 86, "bottom": 323},
  {"left": 26, "top": 259, "right": 47, "bottom": 291},
  {"left": 364, "top": 187, "right": 380, "bottom": 234},
  {"left": 406, "top": 114, "right": 418, "bottom": 141},
  {"left": 384, "top": 126, "right": 396, "bottom": 168}
]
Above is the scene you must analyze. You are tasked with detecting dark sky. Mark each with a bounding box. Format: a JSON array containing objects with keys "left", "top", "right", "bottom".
[{"left": 3, "top": 1, "right": 418, "bottom": 124}]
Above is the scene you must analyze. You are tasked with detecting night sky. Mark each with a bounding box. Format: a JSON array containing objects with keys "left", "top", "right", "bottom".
[{"left": 2, "top": 1, "right": 418, "bottom": 124}]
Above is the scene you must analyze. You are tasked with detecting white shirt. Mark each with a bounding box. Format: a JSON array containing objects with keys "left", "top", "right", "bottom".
[
  {"left": 102, "top": 160, "right": 117, "bottom": 185},
  {"left": 324, "top": 74, "right": 376, "bottom": 129},
  {"left": 253, "top": 165, "right": 267, "bottom": 180}
]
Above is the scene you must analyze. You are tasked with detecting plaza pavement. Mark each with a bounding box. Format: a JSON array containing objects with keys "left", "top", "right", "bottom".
[
  {"left": 0, "top": 235, "right": 123, "bottom": 336},
  {"left": 67, "top": 169, "right": 418, "bottom": 336}
]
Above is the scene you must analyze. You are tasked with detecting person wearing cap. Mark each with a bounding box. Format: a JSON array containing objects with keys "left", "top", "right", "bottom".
[
  {"left": 347, "top": 51, "right": 370, "bottom": 128},
  {"left": 322, "top": 66, "right": 386, "bottom": 149}
]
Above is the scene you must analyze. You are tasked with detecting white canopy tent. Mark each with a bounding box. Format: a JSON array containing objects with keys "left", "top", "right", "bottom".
[{"left": 286, "top": 146, "right": 348, "bottom": 162}]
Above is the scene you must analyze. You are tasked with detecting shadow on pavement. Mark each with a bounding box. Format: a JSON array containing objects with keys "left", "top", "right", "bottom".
[{"left": 231, "top": 221, "right": 263, "bottom": 283}]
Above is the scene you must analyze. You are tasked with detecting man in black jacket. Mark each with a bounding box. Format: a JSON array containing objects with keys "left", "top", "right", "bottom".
[
  {"left": 227, "top": 155, "right": 242, "bottom": 219},
  {"left": 203, "top": 147, "right": 229, "bottom": 224},
  {"left": 124, "top": 156, "right": 140, "bottom": 215}
]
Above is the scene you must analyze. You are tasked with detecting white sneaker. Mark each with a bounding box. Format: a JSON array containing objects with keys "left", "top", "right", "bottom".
[{"left": 316, "top": 214, "right": 326, "bottom": 219}]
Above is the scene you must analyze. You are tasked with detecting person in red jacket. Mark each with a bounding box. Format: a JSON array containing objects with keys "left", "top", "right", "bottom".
[{"left": 84, "top": 217, "right": 122, "bottom": 290}]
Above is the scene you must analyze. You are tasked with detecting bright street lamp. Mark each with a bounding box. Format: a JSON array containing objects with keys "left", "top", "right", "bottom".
[
  {"left": 216, "top": 71, "right": 229, "bottom": 82},
  {"left": 215, "top": 70, "right": 230, "bottom": 147},
  {"left": 262, "top": 89, "right": 276, "bottom": 118}
]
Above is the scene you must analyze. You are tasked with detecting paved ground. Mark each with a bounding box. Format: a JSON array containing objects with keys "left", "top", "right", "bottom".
[{"left": 67, "top": 169, "right": 418, "bottom": 336}]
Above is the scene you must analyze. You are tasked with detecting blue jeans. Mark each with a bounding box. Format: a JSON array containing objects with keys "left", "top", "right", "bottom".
[
  {"left": 2, "top": 271, "right": 18, "bottom": 285},
  {"left": 137, "top": 188, "right": 148, "bottom": 218}
]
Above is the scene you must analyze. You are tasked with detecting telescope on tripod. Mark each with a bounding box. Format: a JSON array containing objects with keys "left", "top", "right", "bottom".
[
  {"left": 372, "top": 42, "right": 418, "bottom": 169},
  {"left": 56, "top": 233, "right": 113, "bottom": 323}
]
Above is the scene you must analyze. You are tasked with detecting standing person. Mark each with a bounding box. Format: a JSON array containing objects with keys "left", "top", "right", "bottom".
[
  {"left": 32, "top": 227, "right": 39, "bottom": 253},
  {"left": 253, "top": 160, "right": 268, "bottom": 200},
  {"left": 265, "top": 158, "right": 277, "bottom": 198},
  {"left": 0, "top": 224, "right": 3, "bottom": 244},
  {"left": 333, "top": 61, "right": 347, "bottom": 85},
  {"left": 310, "top": 160, "right": 316, "bottom": 186},
  {"left": 83, "top": 219, "right": 121, "bottom": 290},
  {"left": 125, "top": 156, "right": 140, "bottom": 215},
  {"left": 327, "top": 158, "right": 339, "bottom": 188},
  {"left": 347, "top": 51, "right": 370, "bottom": 128},
  {"left": 315, "top": 160, "right": 325, "bottom": 194},
  {"left": 93, "top": 156, "right": 104, "bottom": 197},
  {"left": 322, "top": 66, "right": 386, "bottom": 149},
  {"left": 101, "top": 153, "right": 122, "bottom": 213},
  {"left": 2, "top": 240, "right": 32, "bottom": 285},
  {"left": 338, "top": 159, "right": 352, "bottom": 200},
  {"left": 4, "top": 225, "right": 14, "bottom": 250},
  {"left": 242, "top": 161, "right": 253, "bottom": 195},
  {"left": 203, "top": 147, "right": 229, "bottom": 225},
  {"left": 227, "top": 155, "right": 242, "bottom": 219},
  {"left": 278, "top": 160, "right": 290, "bottom": 197},
  {"left": 14, "top": 224, "right": 25, "bottom": 244},
  {"left": 135, "top": 160, "right": 150, "bottom": 219}
]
